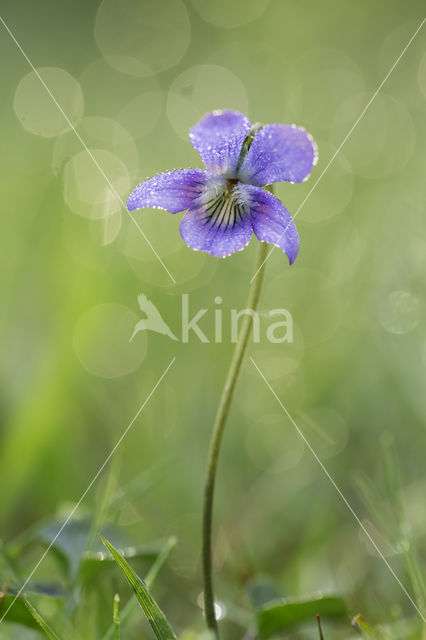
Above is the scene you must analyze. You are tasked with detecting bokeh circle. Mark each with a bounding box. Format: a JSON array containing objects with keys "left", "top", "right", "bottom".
[
  {"left": 167, "top": 65, "right": 249, "bottom": 140},
  {"left": 190, "top": 0, "right": 269, "bottom": 29},
  {"left": 94, "top": 0, "right": 190, "bottom": 77},
  {"left": 379, "top": 291, "right": 420, "bottom": 335},
  {"left": 14, "top": 67, "right": 84, "bottom": 138}
]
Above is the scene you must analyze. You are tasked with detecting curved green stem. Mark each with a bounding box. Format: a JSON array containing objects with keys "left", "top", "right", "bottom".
[{"left": 202, "top": 240, "right": 269, "bottom": 637}]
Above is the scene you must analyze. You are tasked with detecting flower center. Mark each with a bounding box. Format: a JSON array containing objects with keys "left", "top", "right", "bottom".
[{"left": 200, "top": 181, "right": 249, "bottom": 231}]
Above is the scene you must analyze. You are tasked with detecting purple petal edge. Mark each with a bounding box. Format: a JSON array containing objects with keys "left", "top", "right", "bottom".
[
  {"left": 127, "top": 169, "right": 207, "bottom": 214},
  {"left": 239, "top": 124, "right": 317, "bottom": 187},
  {"left": 241, "top": 184, "right": 300, "bottom": 265},
  {"left": 189, "top": 110, "right": 251, "bottom": 176}
]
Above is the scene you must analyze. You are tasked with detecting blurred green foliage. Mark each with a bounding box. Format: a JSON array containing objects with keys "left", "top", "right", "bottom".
[{"left": 0, "top": 0, "right": 425, "bottom": 638}]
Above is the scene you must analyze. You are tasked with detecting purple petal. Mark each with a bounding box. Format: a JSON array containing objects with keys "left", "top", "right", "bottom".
[
  {"left": 241, "top": 184, "right": 299, "bottom": 264},
  {"left": 239, "top": 124, "right": 317, "bottom": 186},
  {"left": 179, "top": 188, "right": 253, "bottom": 258},
  {"left": 189, "top": 110, "right": 251, "bottom": 176},
  {"left": 127, "top": 169, "right": 207, "bottom": 213}
]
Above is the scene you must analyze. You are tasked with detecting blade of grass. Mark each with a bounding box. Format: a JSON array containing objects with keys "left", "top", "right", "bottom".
[
  {"left": 102, "top": 536, "right": 177, "bottom": 640},
  {"left": 113, "top": 594, "right": 120, "bottom": 640},
  {"left": 356, "top": 438, "right": 426, "bottom": 618},
  {"left": 23, "top": 596, "right": 61, "bottom": 640},
  {"left": 0, "top": 590, "right": 65, "bottom": 632},
  {"left": 381, "top": 436, "right": 426, "bottom": 613},
  {"left": 100, "top": 535, "right": 177, "bottom": 640}
]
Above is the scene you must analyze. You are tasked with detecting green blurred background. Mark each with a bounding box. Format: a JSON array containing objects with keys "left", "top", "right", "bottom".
[{"left": 0, "top": 0, "right": 425, "bottom": 637}]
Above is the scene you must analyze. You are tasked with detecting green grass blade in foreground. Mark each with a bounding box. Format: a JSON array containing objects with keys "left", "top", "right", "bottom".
[
  {"left": 102, "top": 536, "right": 177, "bottom": 640},
  {"left": 23, "top": 597, "right": 62, "bottom": 640},
  {"left": 100, "top": 536, "right": 177, "bottom": 640},
  {"left": 113, "top": 594, "right": 120, "bottom": 640},
  {"left": 256, "top": 594, "right": 347, "bottom": 638}
]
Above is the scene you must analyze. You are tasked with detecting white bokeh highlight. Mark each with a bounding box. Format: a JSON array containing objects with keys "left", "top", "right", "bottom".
[
  {"left": 14, "top": 67, "right": 84, "bottom": 138},
  {"left": 95, "top": 0, "right": 190, "bottom": 77}
]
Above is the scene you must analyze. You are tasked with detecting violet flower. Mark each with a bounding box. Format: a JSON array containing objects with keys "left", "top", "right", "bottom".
[{"left": 127, "top": 110, "right": 317, "bottom": 264}]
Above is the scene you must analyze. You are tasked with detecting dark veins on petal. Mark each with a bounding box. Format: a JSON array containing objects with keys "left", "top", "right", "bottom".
[{"left": 201, "top": 182, "right": 248, "bottom": 231}]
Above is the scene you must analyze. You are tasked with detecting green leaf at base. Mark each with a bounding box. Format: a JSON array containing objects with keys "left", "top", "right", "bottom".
[{"left": 256, "top": 594, "right": 347, "bottom": 638}]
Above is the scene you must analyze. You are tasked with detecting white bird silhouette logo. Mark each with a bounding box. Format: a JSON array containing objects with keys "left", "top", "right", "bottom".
[{"left": 129, "top": 294, "right": 178, "bottom": 342}]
